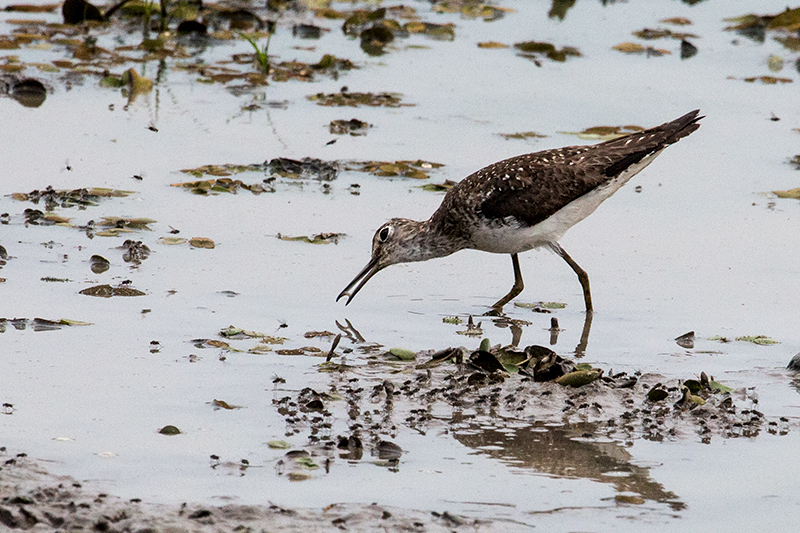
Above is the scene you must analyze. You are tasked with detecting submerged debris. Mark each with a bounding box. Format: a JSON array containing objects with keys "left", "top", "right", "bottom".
[
  {"left": 174, "top": 158, "right": 339, "bottom": 193},
  {"left": 79, "top": 284, "right": 145, "bottom": 297},
  {"left": 308, "top": 89, "right": 411, "bottom": 108},
  {"left": 268, "top": 157, "right": 339, "bottom": 181},
  {"left": 120, "top": 240, "right": 150, "bottom": 263}
]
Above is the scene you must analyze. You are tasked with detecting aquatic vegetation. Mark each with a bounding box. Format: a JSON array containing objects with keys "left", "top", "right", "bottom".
[
  {"left": 308, "top": 89, "right": 411, "bottom": 108},
  {"left": 514, "top": 40, "right": 581, "bottom": 62},
  {"left": 240, "top": 31, "right": 272, "bottom": 74}
]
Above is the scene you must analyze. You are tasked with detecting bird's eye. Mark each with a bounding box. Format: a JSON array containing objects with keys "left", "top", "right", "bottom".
[{"left": 378, "top": 226, "right": 392, "bottom": 242}]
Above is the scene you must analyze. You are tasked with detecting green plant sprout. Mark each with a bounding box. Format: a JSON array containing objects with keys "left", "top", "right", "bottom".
[{"left": 241, "top": 30, "right": 273, "bottom": 74}]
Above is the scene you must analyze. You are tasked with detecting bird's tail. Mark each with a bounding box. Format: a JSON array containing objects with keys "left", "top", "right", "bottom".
[{"left": 600, "top": 109, "right": 703, "bottom": 178}]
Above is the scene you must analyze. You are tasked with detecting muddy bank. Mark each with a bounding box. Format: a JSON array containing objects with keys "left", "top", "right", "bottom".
[{"left": 0, "top": 452, "right": 488, "bottom": 532}]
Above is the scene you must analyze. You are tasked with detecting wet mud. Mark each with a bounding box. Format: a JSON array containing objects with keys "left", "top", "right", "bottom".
[{"left": 2, "top": 0, "right": 800, "bottom": 530}]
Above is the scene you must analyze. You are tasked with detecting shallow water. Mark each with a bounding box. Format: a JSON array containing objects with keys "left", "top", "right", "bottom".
[{"left": 2, "top": 0, "right": 800, "bottom": 530}]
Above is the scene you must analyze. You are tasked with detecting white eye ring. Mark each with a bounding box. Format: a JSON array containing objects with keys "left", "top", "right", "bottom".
[{"left": 378, "top": 225, "right": 393, "bottom": 242}]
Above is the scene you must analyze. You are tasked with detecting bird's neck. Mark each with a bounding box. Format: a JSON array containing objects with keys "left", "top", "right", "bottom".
[{"left": 401, "top": 218, "right": 466, "bottom": 263}]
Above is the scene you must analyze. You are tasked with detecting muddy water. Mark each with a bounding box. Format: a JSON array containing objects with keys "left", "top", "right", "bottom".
[{"left": 2, "top": 0, "right": 800, "bottom": 530}]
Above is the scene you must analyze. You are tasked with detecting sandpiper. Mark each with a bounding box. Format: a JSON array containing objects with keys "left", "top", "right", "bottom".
[{"left": 337, "top": 110, "right": 702, "bottom": 311}]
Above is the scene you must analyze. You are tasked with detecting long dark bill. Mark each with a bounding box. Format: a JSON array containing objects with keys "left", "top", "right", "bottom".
[{"left": 336, "top": 256, "right": 381, "bottom": 305}]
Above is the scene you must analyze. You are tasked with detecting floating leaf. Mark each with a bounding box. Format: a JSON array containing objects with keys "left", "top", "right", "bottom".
[
  {"left": 189, "top": 237, "right": 215, "bottom": 249},
  {"left": 121, "top": 68, "right": 153, "bottom": 101},
  {"left": 774, "top": 187, "right": 800, "bottom": 199},
  {"left": 6, "top": 4, "right": 61, "bottom": 13},
  {"left": 613, "top": 42, "right": 644, "bottom": 53},
  {"left": 420, "top": 180, "right": 457, "bottom": 192},
  {"left": 295, "top": 456, "right": 319, "bottom": 469},
  {"left": 632, "top": 28, "right": 698, "bottom": 40},
  {"left": 212, "top": 399, "right": 242, "bottom": 410},
  {"left": 515, "top": 41, "right": 556, "bottom": 54},
  {"left": 94, "top": 228, "right": 134, "bottom": 237},
  {"left": 277, "top": 233, "right": 341, "bottom": 244},
  {"left": 248, "top": 344, "right": 273, "bottom": 354},
  {"left": 743, "top": 76, "right": 792, "bottom": 84},
  {"left": 260, "top": 336, "right": 288, "bottom": 344},
  {"left": 158, "top": 236, "right": 187, "bottom": 245},
  {"left": 775, "top": 36, "right": 800, "bottom": 51},
  {"left": 158, "top": 425, "right": 181, "bottom": 435},
  {"left": 442, "top": 316, "right": 462, "bottom": 325},
  {"left": 59, "top": 318, "right": 92, "bottom": 326},
  {"left": 514, "top": 41, "right": 580, "bottom": 61},
  {"left": 708, "top": 380, "right": 734, "bottom": 393},
  {"left": 615, "top": 495, "right": 645, "bottom": 505},
  {"left": 276, "top": 348, "right": 306, "bottom": 355},
  {"left": 563, "top": 124, "right": 644, "bottom": 141},
  {"left": 690, "top": 394, "right": 705, "bottom": 406},
  {"left": 42, "top": 213, "right": 71, "bottom": 224},
  {"left": 99, "top": 216, "right": 156, "bottom": 229},
  {"left": 661, "top": 17, "right": 692, "bottom": 26},
  {"left": 767, "top": 7, "right": 800, "bottom": 31},
  {"left": 268, "top": 440, "right": 291, "bottom": 449},
  {"left": 478, "top": 41, "right": 508, "bottom": 49},
  {"left": 735, "top": 335, "right": 778, "bottom": 345}
]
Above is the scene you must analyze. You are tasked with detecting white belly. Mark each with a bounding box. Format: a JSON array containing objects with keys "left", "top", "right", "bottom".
[{"left": 469, "top": 148, "right": 664, "bottom": 254}]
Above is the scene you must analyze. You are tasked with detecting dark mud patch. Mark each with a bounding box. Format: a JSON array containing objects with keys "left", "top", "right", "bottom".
[
  {"left": 0, "top": 452, "right": 488, "bottom": 531},
  {"left": 198, "top": 321, "right": 797, "bottom": 506}
]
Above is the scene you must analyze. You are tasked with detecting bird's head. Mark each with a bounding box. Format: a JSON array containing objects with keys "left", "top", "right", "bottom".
[{"left": 337, "top": 218, "right": 430, "bottom": 305}]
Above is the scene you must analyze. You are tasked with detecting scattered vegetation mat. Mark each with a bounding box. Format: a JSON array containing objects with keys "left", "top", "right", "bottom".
[{"left": 10, "top": 187, "right": 134, "bottom": 211}]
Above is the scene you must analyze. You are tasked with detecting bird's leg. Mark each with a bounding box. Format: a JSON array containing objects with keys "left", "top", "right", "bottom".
[
  {"left": 549, "top": 242, "right": 593, "bottom": 313},
  {"left": 491, "top": 253, "right": 524, "bottom": 310}
]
